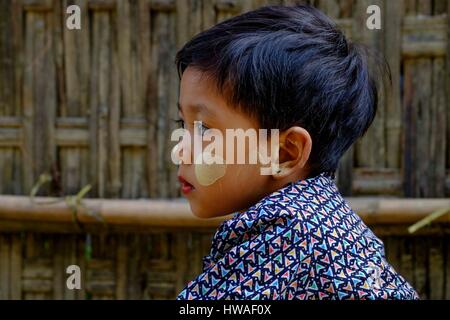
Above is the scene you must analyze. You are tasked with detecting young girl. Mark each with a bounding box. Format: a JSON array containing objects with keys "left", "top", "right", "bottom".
[{"left": 172, "top": 4, "right": 419, "bottom": 300}]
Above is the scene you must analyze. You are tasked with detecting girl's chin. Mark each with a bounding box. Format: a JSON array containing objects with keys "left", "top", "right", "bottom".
[
  {"left": 187, "top": 199, "right": 207, "bottom": 218},
  {"left": 188, "top": 202, "right": 225, "bottom": 219},
  {"left": 190, "top": 208, "right": 213, "bottom": 219}
]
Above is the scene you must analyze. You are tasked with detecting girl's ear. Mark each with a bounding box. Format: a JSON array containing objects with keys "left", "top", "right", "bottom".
[{"left": 272, "top": 127, "right": 312, "bottom": 180}]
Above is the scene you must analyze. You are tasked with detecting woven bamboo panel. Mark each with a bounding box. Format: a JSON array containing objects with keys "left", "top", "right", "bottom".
[
  {"left": 0, "top": 0, "right": 449, "bottom": 300},
  {"left": 0, "top": 0, "right": 449, "bottom": 198}
]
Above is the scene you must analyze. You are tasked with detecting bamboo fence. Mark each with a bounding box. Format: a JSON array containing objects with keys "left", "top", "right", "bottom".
[{"left": 0, "top": 0, "right": 449, "bottom": 300}]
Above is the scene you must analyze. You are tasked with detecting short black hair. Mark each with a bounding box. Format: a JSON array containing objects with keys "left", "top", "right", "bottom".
[{"left": 176, "top": 4, "right": 385, "bottom": 178}]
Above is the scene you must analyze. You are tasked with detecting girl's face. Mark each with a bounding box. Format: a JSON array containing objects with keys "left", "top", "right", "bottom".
[{"left": 175, "top": 67, "right": 274, "bottom": 218}]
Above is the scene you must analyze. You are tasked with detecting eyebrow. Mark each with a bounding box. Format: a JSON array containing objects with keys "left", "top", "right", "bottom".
[{"left": 177, "top": 102, "right": 213, "bottom": 117}]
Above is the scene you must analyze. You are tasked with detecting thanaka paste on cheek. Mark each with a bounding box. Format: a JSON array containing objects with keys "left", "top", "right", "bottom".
[
  {"left": 194, "top": 151, "right": 227, "bottom": 186},
  {"left": 255, "top": 142, "right": 281, "bottom": 175},
  {"left": 171, "top": 142, "right": 227, "bottom": 186}
]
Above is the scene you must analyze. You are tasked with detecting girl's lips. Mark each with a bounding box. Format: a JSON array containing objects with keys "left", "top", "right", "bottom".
[{"left": 178, "top": 176, "right": 195, "bottom": 194}]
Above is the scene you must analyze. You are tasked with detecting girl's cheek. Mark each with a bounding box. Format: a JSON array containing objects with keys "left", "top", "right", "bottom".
[{"left": 194, "top": 151, "right": 227, "bottom": 186}]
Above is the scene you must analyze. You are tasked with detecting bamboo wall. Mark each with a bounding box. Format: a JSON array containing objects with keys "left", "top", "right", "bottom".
[
  {"left": 0, "top": 0, "right": 449, "bottom": 300},
  {"left": 0, "top": 226, "right": 450, "bottom": 300},
  {"left": 0, "top": 0, "right": 449, "bottom": 198}
]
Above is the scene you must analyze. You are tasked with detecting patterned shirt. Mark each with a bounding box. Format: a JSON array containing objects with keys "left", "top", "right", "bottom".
[{"left": 177, "top": 172, "right": 419, "bottom": 300}]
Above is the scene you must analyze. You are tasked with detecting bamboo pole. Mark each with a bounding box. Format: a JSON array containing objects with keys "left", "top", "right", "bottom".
[
  {"left": 0, "top": 195, "right": 225, "bottom": 228},
  {"left": 0, "top": 195, "right": 450, "bottom": 228}
]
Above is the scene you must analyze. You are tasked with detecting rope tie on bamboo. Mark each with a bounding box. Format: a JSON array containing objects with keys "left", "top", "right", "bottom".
[{"left": 29, "top": 173, "right": 105, "bottom": 231}]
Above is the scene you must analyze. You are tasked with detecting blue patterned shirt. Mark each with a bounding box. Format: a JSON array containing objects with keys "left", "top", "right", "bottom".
[{"left": 177, "top": 172, "right": 419, "bottom": 300}]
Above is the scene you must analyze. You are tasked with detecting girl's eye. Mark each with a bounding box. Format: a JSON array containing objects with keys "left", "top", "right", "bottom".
[
  {"left": 173, "top": 118, "right": 210, "bottom": 136},
  {"left": 195, "top": 121, "right": 210, "bottom": 136},
  {"left": 200, "top": 124, "right": 210, "bottom": 136}
]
